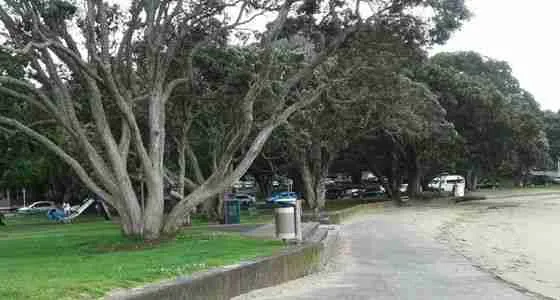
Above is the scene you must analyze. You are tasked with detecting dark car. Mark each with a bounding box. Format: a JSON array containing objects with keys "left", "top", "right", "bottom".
[
  {"left": 344, "top": 188, "right": 363, "bottom": 198},
  {"left": 362, "top": 185, "right": 385, "bottom": 198},
  {"left": 526, "top": 175, "right": 553, "bottom": 186},
  {"left": 326, "top": 188, "right": 344, "bottom": 200}
]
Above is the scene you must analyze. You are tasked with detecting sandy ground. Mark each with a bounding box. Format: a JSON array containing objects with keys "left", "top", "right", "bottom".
[
  {"left": 374, "top": 193, "right": 560, "bottom": 299},
  {"left": 235, "top": 192, "right": 560, "bottom": 300},
  {"left": 438, "top": 194, "right": 560, "bottom": 300}
]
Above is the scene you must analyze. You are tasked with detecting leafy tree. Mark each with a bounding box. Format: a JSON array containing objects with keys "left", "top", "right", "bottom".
[
  {"left": 417, "top": 52, "right": 547, "bottom": 188},
  {"left": 0, "top": 0, "right": 448, "bottom": 239},
  {"left": 544, "top": 111, "right": 560, "bottom": 168}
]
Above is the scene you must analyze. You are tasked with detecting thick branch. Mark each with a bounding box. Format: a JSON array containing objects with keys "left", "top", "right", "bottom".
[
  {"left": 0, "top": 116, "right": 113, "bottom": 203},
  {"left": 184, "top": 137, "right": 205, "bottom": 185}
]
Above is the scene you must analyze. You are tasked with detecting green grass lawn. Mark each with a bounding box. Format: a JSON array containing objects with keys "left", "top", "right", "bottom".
[{"left": 0, "top": 214, "right": 283, "bottom": 300}]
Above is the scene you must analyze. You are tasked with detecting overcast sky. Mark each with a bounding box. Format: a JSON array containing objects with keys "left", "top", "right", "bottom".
[{"left": 431, "top": 0, "right": 560, "bottom": 112}]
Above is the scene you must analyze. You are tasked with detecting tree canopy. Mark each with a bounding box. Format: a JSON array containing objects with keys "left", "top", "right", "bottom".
[
  {"left": 0, "top": 0, "right": 471, "bottom": 239},
  {"left": 1, "top": 0, "right": 554, "bottom": 238}
]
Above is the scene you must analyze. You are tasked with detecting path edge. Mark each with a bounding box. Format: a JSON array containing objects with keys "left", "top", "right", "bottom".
[{"left": 105, "top": 226, "right": 341, "bottom": 300}]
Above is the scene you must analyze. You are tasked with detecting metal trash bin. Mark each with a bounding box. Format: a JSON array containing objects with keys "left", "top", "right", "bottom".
[
  {"left": 273, "top": 199, "right": 303, "bottom": 241},
  {"left": 275, "top": 205, "right": 296, "bottom": 239},
  {"left": 224, "top": 194, "right": 240, "bottom": 224}
]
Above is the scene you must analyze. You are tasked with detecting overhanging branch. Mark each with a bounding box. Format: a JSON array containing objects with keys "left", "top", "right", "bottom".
[{"left": 0, "top": 116, "right": 113, "bottom": 203}]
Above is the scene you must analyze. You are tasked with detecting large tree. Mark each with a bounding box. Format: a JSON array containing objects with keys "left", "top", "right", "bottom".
[
  {"left": 279, "top": 0, "right": 469, "bottom": 207},
  {"left": 417, "top": 51, "right": 548, "bottom": 188},
  {"left": 544, "top": 110, "right": 560, "bottom": 169},
  {"left": 0, "top": 0, "right": 456, "bottom": 239}
]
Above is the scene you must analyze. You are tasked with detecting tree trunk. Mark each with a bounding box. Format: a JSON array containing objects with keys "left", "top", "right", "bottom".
[
  {"left": 350, "top": 170, "right": 361, "bottom": 185},
  {"left": 389, "top": 153, "right": 404, "bottom": 205},
  {"left": 177, "top": 124, "right": 191, "bottom": 226},
  {"left": 300, "top": 155, "right": 329, "bottom": 213},
  {"left": 254, "top": 174, "right": 273, "bottom": 199},
  {"left": 407, "top": 162, "right": 422, "bottom": 198},
  {"left": 471, "top": 173, "right": 478, "bottom": 191},
  {"left": 466, "top": 168, "right": 478, "bottom": 191},
  {"left": 117, "top": 201, "right": 143, "bottom": 237},
  {"left": 163, "top": 93, "right": 325, "bottom": 234},
  {"left": 142, "top": 93, "right": 166, "bottom": 239},
  {"left": 408, "top": 170, "right": 421, "bottom": 198},
  {"left": 301, "top": 162, "right": 317, "bottom": 209},
  {"left": 203, "top": 196, "right": 221, "bottom": 222},
  {"left": 315, "top": 177, "right": 327, "bottom": 212},
  {"left": 217, "top": 193, "right": 225, "bottom": 221},
  {"left": 389, "top": 177, "right": 402, "bottom": 204},
  {"left": 405, "top": 145, "right": 422, "bottom": 198}
]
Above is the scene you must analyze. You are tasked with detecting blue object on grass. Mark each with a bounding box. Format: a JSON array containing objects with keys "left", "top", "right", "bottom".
[{"left": 47, "top": 209, "right": 66, "bottom": 221}]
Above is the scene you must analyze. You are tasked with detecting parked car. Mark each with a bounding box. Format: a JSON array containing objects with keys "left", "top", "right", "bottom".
[
  {"left": 233, "top": 193, "right": 256, "bottom": 206},
  {"left": 343, "top": 188, "right": 363, "bottom": 198},
  {"left": 326, "top": 188, "right": 344, "bottom": 199},
  {"left": 428, "top": 174, "right": 465, "bottom": 192},
  {"left": 526, "top": 175, "right": 553, "bottom": 186},
  {"left": 324, "top": 177, "right": 336, "bottom": 186},
  {"left": 17, "top": 201, "right": 56, "bottom": 214},
  {"left": 267, "top": 192, "right": 298, "bottom": 205},
  {"left": 362, "top": 185, "right": 385, "bottom": 198}
]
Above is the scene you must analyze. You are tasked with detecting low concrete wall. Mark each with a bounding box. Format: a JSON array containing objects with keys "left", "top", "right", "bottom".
[
  {"left": 106, "top": 229, "right": 339, "bottom": 300},
  {"left": 303, "top": 202, "right": 388, "bottom": 225}
]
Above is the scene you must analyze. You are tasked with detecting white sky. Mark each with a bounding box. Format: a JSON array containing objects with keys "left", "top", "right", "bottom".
[{"left": 431, "top": 0, "right": 560, "bottom": 112}]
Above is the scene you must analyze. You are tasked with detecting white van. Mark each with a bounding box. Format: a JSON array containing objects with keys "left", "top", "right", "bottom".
[{"left": 428, "top": 174, "right": 465, "bottom": 193}]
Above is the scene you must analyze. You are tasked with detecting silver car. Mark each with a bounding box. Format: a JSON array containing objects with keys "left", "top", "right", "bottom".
[{"left": 16, "top": 201, "right": 56, "bottom": 214}]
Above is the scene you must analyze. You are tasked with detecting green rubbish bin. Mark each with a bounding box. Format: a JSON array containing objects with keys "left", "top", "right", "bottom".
[{"left": 224, "top": 198, "right": 241, "bottom": 224}]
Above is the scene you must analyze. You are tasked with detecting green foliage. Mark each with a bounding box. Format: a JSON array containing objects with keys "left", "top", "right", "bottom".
[
  {"left": 417, "top": 51, "right": 548, "bottom": 178},
  {"left": 427, "top": 0, "right": 472, "bottom": 44},
  {"left": 544, "top": 111, "right": 560, "bottom": 163}
]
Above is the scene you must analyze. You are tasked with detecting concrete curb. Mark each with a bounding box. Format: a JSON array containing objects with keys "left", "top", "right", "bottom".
[
  {"left": 105, "top": 227, "right": 340, "bottom": 300},
  {"left": 303, "top": 202, "right": 390, "bottom": 225}
]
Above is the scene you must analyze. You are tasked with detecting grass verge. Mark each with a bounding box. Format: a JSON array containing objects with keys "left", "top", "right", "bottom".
[{"left": 0, "top": 215, "right": 282, "bottom": 300}]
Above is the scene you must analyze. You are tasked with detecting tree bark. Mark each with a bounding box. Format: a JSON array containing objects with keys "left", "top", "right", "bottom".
[
  {"left": 466, "top": 168, "right": 478, "bottom": 191},
  {"left": 389, "top": 153, "right": 404, "bottom": 205},
  {"left": 142, "top": 93, "right": 166, "bottom": 239},
  {"left": 254, "top": 174, "right": 273, "bottom": 199},
  {"left": 301, "top": 161, "right": 317, "bottom": 209},
  {"left": 177, "top": 125, "right": 191, "bottom": 226},
  {"left": 407, "top": 152, "right": 422, "bottom": 198},
  {"left": 408, "top": 169, "right": 422, "bottom": 198},
  {"left": 202, "top": 196, "right": 221, "bottom": 222},
  {"left": 471, "top": 173, "right": 478, "bottom": 191},
  {"left": 300, "top": 154, "right": 329, "bottom": 213},
  {"left": 162, "top": 124, "right": 278, "bottom": 234},
  {"left": 350, "top": 170, "right": 362, "bottom": 185}
]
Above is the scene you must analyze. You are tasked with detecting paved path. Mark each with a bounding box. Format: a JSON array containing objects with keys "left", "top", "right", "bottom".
[{"left": 235, "top": 214, "right": 537, "bottom": 300}]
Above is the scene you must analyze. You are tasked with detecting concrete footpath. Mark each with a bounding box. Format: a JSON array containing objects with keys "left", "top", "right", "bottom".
[{"left": 235, "top": 214, "right": 537, "bottom": 300}]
